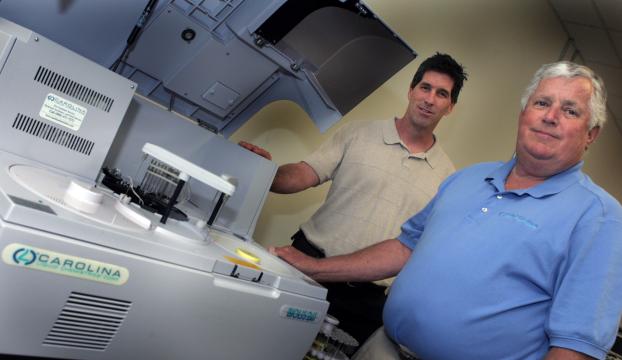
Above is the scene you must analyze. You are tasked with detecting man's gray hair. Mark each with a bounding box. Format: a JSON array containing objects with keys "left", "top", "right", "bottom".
[{"left": 520, "top": 61, "right": 607, "bottom": 129}]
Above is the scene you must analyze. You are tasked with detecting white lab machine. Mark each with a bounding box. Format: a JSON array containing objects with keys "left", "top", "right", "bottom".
[{"left": 0, "top": 18, "right": 328, "bottom": 360}]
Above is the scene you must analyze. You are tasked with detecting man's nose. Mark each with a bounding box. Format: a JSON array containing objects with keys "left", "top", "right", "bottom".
[
  {"left": 543, "top": 106, "right": 560, "bottom": 125},
  {"left": 423, "top": 91, "right": 435, "bottom": 105}
]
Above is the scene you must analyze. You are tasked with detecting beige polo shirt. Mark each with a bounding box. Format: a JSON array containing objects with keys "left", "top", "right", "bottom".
[{"left": 301, "top": 119, "right": 455, "bottom": 285}]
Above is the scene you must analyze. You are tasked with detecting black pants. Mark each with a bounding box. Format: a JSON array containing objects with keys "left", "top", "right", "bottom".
[{"left": 291, "top": 230, "right": 387, "bottom": 345}]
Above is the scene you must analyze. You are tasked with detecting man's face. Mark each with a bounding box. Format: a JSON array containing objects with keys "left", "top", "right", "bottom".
[
  {"left": 406, "top": 70, "right": 455, "bottom": 129},
  {"left": 516, "top": 76, "right": 600, "bottom": 175}
]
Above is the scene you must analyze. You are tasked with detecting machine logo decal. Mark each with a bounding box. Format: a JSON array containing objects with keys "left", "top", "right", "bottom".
[
  {"left": 39, "top": 93, "right": 87, "bottom": 131},
  {"left": 12, "top": 247, "right": 37, "bottom": 265},
  {"left": 2, "top": 243, "right": 129, "bottom": 286}
]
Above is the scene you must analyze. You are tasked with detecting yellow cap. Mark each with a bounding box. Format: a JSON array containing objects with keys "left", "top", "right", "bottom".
[
  {"left": 235, "top": 247, "right": 260, "bottom": 264},
  {"left": 223, "top": 256, "right": 261, "bottom": 270}
]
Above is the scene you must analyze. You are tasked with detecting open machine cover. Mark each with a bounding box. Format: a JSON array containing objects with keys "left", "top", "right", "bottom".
[{"left": 0, "top": 0, "right": 416, "bottom": 136}]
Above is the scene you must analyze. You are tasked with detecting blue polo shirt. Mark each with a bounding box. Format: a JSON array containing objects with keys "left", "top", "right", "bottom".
[{"left": 384, "top": 159, "right": 622, "bottom": 360}]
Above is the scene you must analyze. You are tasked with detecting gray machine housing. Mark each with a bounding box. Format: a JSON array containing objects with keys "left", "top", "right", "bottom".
[{"left": 0, "top": 19, "right": 136, "bottom": 182}]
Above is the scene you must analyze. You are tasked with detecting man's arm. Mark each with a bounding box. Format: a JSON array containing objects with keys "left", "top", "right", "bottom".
[
  {"left": 543, "top": 347, "right": 593, "bottom": 360},
  {"left": 272, "top": 238, "right": 412, "bottom": 282},
  {"left": 270, "top": 162, "right": 319, "bottom": 194},
  {"left": 238, "top": 141, "right": 319, "bottom": 194}
]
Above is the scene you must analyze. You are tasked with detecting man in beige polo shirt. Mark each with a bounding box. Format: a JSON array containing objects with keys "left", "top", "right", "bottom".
[{"left": 239, "top": 53, "right": 467, "bottom": 344}]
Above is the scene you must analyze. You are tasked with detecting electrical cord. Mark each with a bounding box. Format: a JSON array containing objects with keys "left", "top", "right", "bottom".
[{"left": 110, "top": 0, "right": 159, "bottom": 72}]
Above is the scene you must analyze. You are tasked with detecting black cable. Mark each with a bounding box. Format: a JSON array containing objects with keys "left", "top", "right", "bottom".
[{"left": 110, "top": 0, "right": 159, "bottom": 72}]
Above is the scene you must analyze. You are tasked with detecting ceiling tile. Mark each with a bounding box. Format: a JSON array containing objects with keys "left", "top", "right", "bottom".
[
  {"left": 566, "top": 23, "right": 621, "bottom": 66},
  {"left": 588, "top": 62, "right": 622, "bottom": 97},
  {"left": 549, "top": 0, "right": 601, "bottom": 27},
  {"left": 594, "top": 0, "right": 622, "bottom": 32}
]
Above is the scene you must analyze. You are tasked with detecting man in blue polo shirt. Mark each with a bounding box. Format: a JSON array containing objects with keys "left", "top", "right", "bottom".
[{"left": 273, "top": 61, "right": 622, "bottom": 360}]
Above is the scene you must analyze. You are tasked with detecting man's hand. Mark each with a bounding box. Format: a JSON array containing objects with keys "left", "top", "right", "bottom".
[
  {"left": 270, "top": 245, "right": 320, "bottom": 278},
  {"left": 238, "top": 141, "right": 319, "bottom": 193},
  {"left": 238, "top": 141, "right": 272, "bottom": 160}
]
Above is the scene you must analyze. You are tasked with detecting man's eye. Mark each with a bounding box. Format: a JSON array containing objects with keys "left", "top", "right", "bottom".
[
  {"left": 534, "top": 100, "right": 548, "bottom": 107},
  {"left": 564, "top": 108, "right": 579, "bottom": 117}
]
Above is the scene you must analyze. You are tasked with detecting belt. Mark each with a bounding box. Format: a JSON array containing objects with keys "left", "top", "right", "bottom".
[
  {"left": 398, "top": 344, "right": 420, "bottom": 360},
  {"left": 343, "top": 281, "right": 386, "bottom": 291},
  {"left": 291, "top": 229, "right": 387, "bottom": 292},
  {"left": 291, "top": 229, "right": 325, "bottom": 258}
]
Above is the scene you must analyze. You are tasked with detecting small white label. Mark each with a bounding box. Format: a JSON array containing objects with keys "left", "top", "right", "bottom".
[{"left": 39, "top": 93, "right": 87, "bottom": 131}]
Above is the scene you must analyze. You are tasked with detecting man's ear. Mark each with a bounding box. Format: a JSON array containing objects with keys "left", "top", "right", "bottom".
[
  {"left": 586, "top": 125, "right": 601, "bottom": 148},
  {"left": 407, "top": 86, "right": 415, "bottom": 100},
  {"left": 445, "top": 102, "right": 455, "bottom": 115}
]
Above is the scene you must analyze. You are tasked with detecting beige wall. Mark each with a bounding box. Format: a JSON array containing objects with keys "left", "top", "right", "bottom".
[{"left": 230, "top": 0, "right": 622, "bottom": 247}]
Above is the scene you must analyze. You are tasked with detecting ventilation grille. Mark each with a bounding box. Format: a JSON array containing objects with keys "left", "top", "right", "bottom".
[
  {"left": 34, "top": 66, "right": 114, "bottom": 112},
  {"left": 12, "top": 113, "right": 94, "bottom": 155},
  {"left": 43, "top": 292, "right": 132, "bottom": 351}
]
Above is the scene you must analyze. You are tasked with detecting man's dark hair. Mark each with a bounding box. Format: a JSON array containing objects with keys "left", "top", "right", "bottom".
[{"left": 410, "top": 52, "right": 468, "bottom": 104}]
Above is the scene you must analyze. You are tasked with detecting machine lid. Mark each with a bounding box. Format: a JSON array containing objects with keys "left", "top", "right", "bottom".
[{"left": 0, "top": 0, "right": 416, "bottom": 136}]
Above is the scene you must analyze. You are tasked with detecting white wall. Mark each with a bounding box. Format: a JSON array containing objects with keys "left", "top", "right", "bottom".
[{"left": 230, "top": 0, "right": 622, "bottom": 247}]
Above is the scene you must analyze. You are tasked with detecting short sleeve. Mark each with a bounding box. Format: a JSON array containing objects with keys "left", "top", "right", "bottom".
[
  {"left": 303, "top": 122, "right": 358, "bottom": 183},
  {"left": 546, "top": 214, "right": 622, "bottom": 359},
  {"left": 397, "top": 194, "right": 438, "bottom": 250}
]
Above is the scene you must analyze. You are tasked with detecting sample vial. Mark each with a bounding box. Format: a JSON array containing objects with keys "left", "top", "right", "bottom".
[{"left": 305, "top": 314, "right": 340, "bottom": 359}]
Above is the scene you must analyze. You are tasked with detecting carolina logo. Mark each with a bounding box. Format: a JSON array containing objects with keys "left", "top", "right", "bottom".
[
  {"left": 2, "top": 243, "right": 129, "bottom": 286},
  {"left": 12, "top": 248, "right": 36, "bottom": 265}
]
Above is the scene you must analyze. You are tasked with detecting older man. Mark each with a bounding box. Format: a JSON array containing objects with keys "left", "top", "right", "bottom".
[{"left": 274, "top": 61, "right": 622, "bottom": 360}]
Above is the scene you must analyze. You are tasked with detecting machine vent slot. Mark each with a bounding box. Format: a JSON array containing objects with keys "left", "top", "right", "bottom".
[
  {"left": 12, "top": 113, "right": 95, "bottom": 155},
  {"left": 43, "top": 292, "right": 132, "bottom": 351},
  {"left": 34, "top": 66, "right": 115, "bottom": 112}
]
